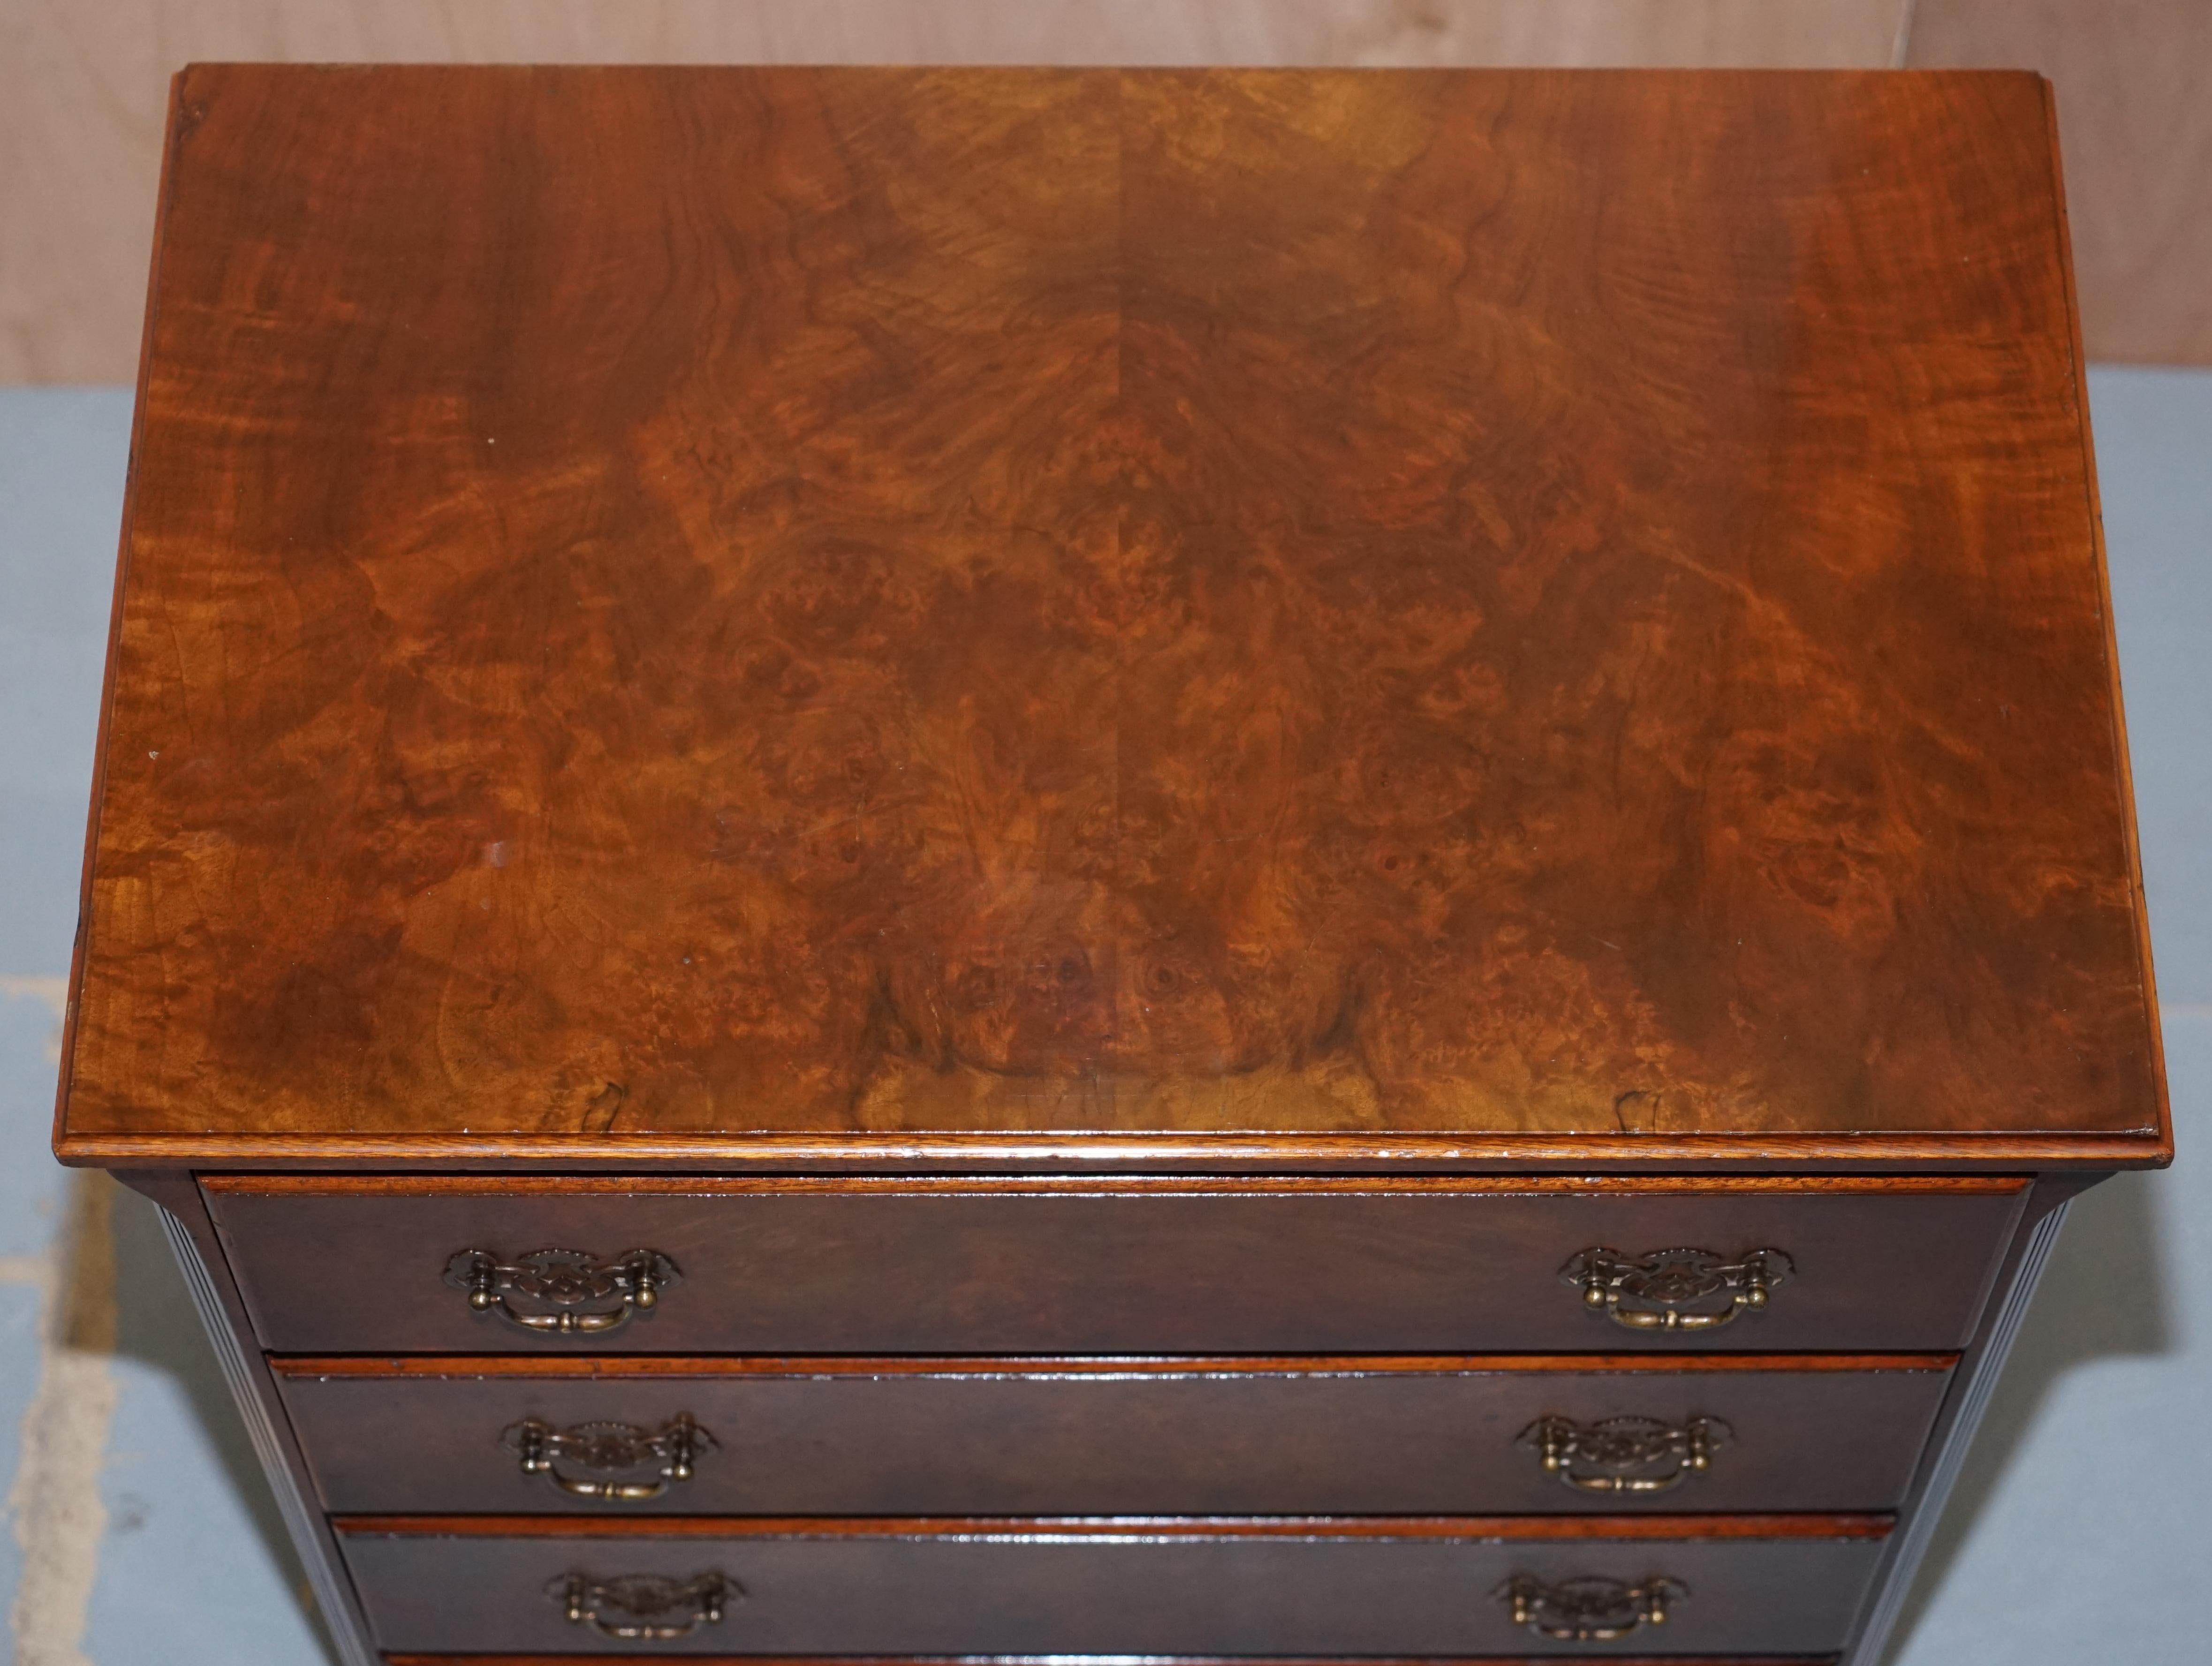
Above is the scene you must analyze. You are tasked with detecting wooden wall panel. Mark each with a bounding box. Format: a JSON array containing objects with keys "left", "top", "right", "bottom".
[
  {"left": 0, "top": 0, "right": 1910, "bottom": 383},
  {"left": 1908, "top": 0, "right": 2212, "bottom": 364}
]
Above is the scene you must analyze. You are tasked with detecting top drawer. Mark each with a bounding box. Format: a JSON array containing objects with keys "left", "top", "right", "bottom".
[{"left": 205, "top": 1175, "right": 2025, "bottom": 1355}]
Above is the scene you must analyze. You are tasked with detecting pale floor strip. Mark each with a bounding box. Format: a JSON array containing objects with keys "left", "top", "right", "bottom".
[
  {"left": 7, "top": 1171, "right": 118, "bottom": 1666},
  {"left": 3, "top": 973, "right": 112, "bottom": 1661}
]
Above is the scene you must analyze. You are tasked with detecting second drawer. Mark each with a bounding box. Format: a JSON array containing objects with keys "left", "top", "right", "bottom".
[{"left": 275, "top": 1353, "right": 1953, "bottom": 1515}]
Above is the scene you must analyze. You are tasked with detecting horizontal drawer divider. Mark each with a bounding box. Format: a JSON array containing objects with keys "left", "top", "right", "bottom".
[
  {"left": 272, "top": 1352, "right": 1961, "bottom": 1379},
  {"left": 333, "top": 1514, "right": 1896, "bottom": 1542}
]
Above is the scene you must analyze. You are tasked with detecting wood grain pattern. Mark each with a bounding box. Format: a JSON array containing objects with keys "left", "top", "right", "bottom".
[
  {"left": 12, "top": 3, "right": 2212, "bottom": 379},
  {"left": 0, "top": 0, "right": 1915, "bottom": 383},
  {"left": 1909, "top": 0, "right": 2212, "bottom": 363},
  {"left": 65, "top": 1131, "right": 2159, "bottom": 1168},
  {"left": 54, "top": 66, "right": 2168, "bottom": 1166}
]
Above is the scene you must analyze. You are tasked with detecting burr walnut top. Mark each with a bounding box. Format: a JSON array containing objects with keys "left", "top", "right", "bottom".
[{"left": 54, "top": 65, "right": 2168, "bottom": 1169}]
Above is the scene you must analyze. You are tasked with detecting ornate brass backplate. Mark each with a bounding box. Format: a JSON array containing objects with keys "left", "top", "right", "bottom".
[
  {"left": 1518, "top": 1412, "right": 1731, "bottom": 1494},
  {"left": 503, "top": 1412, "right": 716, "bottom": 1501},
  {"left": 1560, "top": 1245, "right": 1793, "bottom": 1331},
  {"left": 442, "top": 1246, "right": 682, "bottom": 1334},
  {"left": 550, "top": 1571, "right": 734, "bottom": 1639},
  {"left": 1494, "top": 1573, "right": 1686, "bottom": 1641}
]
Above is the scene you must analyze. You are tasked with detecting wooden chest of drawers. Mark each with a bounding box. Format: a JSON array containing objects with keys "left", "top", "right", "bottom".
[{"left": 56, "top": 63, "right": 2169, "bottom": 1665}]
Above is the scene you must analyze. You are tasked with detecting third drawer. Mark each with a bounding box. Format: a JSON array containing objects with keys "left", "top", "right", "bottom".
[
  {"left": 273, "top": 1353, "right": 1954, "bottom": 1515},
  {"left": 338, "top": 1514, "right": 1889, "bottom": 1658}
]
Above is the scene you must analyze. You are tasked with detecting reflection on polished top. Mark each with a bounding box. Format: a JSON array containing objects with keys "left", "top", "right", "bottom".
[{"left": 53, "top": 65, "right": 2169, "bottom": 1166}]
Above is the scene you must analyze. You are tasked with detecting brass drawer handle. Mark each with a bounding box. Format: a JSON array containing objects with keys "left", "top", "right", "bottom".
[
  {"left": 1519, "top": 1412, "right": 1731, "bottom": 1494},
  {"left": 1561, "top": 1245, "right": 1792, "bottom": 1331},
  {"left": 1495, "top": 1574, "right": 1686, "bottom": 1641},
  {"left": 551, "top": 1570, "right": 734, "bottom": 1640},
  {"left": 443, "top": 1247, "right": 682, "bottom": 1334},
  {"left": 505, "top": 1413, "right": 716, "bottom": 1501}
]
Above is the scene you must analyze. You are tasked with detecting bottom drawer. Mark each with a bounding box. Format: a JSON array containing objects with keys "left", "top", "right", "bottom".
[
  {"left": 339, "top": 1515, "right": 1888, "bottom": 1658},
  {"left": 383, "top": 1657, "right": 1840, "bottom": 1666}
]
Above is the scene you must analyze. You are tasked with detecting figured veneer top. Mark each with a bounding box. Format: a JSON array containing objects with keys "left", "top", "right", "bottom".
[{"left": 54, "top": 65, "right": 2168, "bottom": 1167}]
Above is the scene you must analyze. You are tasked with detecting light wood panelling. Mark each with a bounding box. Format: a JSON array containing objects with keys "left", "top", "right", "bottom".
[
  {"left": 1909, "top": 0, "right": 2212, "bottom": 363},
  {"left": 0, "top": 0, "right": 1911, "bottom": 383}
]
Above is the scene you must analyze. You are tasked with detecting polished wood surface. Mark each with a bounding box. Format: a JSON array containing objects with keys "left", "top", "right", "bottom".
[
  {"left": 268, "top": 1351, "right": 1959, "bottom": 1374},
  {"left": 380, "top": 1658, "right": 1839, "bottom": 1666},
  {"left": 379, "top": 1658, "right": 1840, "bottom": 1666},
  {"left": 54, "top": 66, "right": 2165, "bottom": 1168},
  {"left": 0, "top": 1, "right": 1919, "bottom": 385},
  {"left": 26, "top": 2, "right": 2212, "bottom": 377},
  {"left": 205, "top": 1177, "right": 2023, "bottom": 1353},
  {"left": 275, "top": 1354, "right": 1950, "bottom": 1513},
  {"left": 337, "top": 1517, "right": 1888, "bottom": 1656},
  {"left": 336, "top": 1513, "right": 1895, "bottom": 1538},
  {"left": 65, "top": 1129, "right": 2171, "bottom": 1168},
  {"left": 200, "top": 1173, "right": 2027, "bottom": 1195},
  {"left": 1909, "top": 0, "right": 2212, "bottom": 363}
]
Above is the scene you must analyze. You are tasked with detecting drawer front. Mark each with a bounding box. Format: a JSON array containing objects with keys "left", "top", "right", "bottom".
[
  {"left": 338, "top": 1521, "right": 1888, "bottom": 1657},
  {"left": 208, "top": 1177, "right": 2025, "bottom": 1354},
  {"left": 279, "top": 1356, "right": 1952, "bottom": 1515},
  {"left": 379, "top": 1658, "right": 1837, "bottom": 1666}
]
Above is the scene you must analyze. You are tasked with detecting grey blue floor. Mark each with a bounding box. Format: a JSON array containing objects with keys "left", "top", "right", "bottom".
[{"left": 2, "top": 373, "right": 2208, "bottom": 1663}]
